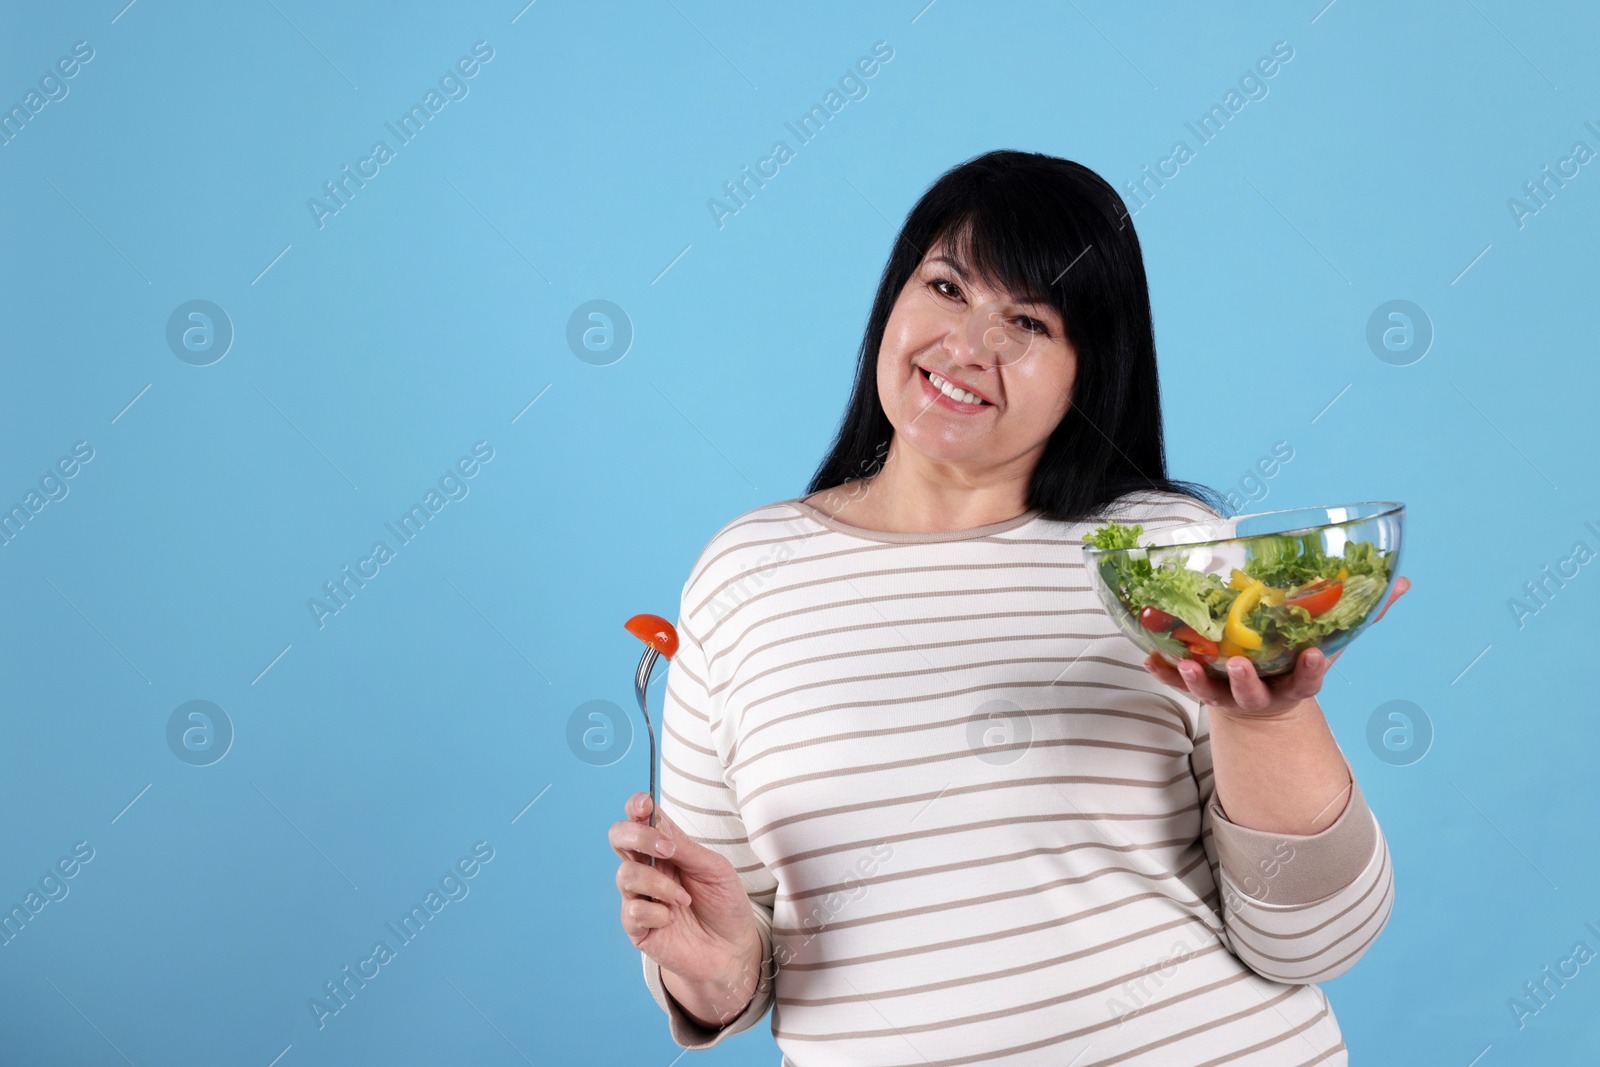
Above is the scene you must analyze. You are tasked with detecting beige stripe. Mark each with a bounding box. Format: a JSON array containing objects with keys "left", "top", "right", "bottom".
[
  {"left": 704, "top": 576, "right": 1101, "bottom": 644},
  {"left": 663, "top": 718, "right": 714, "bottom": 758},
  {"left": 694, "top": 553, "right": 1090, "bottom": 621},
  {"left": 732, "top": 687, "right": 1196, "bottom": 771},
  {"left": 780, "top": 921, "right": 1216, "bottom": 1023},
  {"left": 725, "top": 649, "right": 1169, "bottom": 726},
  {"left": 1244, "top": 892, "right": 1393, "bottom": 985},
  {"left": 774, "top": 895, "right": 1209, "bottom": 985},
  {"left": 1074, "top": 984, "right": 1310, "bottom": 1067},
  {"left": 667, "top": 655, "right": 711, "bottom": 695},
  {"left": 749, "top": 766, "right": 1194, "bottom": 844},
  {"left": 716, "top": 607, "right": 1113, "bottom": 675},
  {"left": 733, "top": 710, "right": 1189, "bottom": 779},
  {"left": 1230, "top": 873, "right": 1394, "bottom": 969},
  {"left": 768, "top": 851, "right": 1203, "bottom": 934},
  {"left": 687, "top": 521, "right": 868, "bottom": 585},
  {"left": 691, "top": 534, "right": 902, "bottom": 617},
  {"left": 1284, "top": 1043, "right": 1347, "bottom": 1067},
  {"left": 734, "top": 682, "right": 1188, "bottom": 766},
  {"left": 666, "top": 697, "right": 709, "bottom": 725},
  {"left": 780, "top": 937, "right": 1228, "bottom": 1008},
  {"left": 850, "top": 971, "right": 1270, "bottom": 1067},
  {"left": 728, "top": 653, "right": 1135, "bottom": 719},
  {"left": 1174, "top": 998, "right": 1335, "bottom": 1067},
  {"left": 664, "top": 683, "right": 709, "bottom": 724},
  {"left": 689, "top": 522, "right": 1091, "bottom": 617},
  {"left": 741, "top": 734, "right": 1188, "bottom": 804},
  {"left": 1225, "top": 842, "right": 1391, "bottom": 939},
  {"left": 717, "top": 622, "right": 1139, "bottom": 702},
  {"left": 978, "top": 536, "right": 1093, "bottom": 551},
  {"left": 1226, "top": 872, "right": 1390, "bottom": 957},
  {"left": 691, "top": 521, "right": 1024, "bottom": 614},
  {"left": 787, "top": 832, "right": 1200, "bottom": 901},
  {"left": 682, "top": 507, "right": 859, "bottom": 588},
  {"left": 786, "top": 493, "right": 1044, "bottom": 540},
  {"left": 660, "top": 756, "right": 725, "bottom": 792},
  {"left": 778, "top": 969, "right": 1271, "bottom": 1053},
  {"left": 766, "top": 808, "right": 1201, "bottom": 873},
  {"left": 661, "top": 793, "right": 737, "bottom": 820},
  {"left": 774, "top": 857, "right": 1209, "bottom": 947},
  {"left": 1117, "top": 511, "right": 1218, "bottom": 526}
]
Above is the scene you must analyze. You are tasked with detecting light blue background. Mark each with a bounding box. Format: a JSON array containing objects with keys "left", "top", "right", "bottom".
[{"left": 1, "top": 0, "right": 1596, "bottom": 1063}]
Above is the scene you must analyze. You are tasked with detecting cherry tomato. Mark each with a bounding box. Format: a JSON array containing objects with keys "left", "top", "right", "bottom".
[
  {"left": 1284, "top": 580, "right": 1343, "bottom": 618},
  {"left": 1139, "top": 606, "right": 1180, "bottom": 631},
  {"left": 624, "top": 613, "right": 679, "bottom": 659},
  {"left": 1172, "top": 624, "right": 1219, "bottom": 657}
]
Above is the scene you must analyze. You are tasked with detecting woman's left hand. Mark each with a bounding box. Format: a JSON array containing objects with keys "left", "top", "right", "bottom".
[{"left": 1143, "top": 576, "right": 1411, "bottom": 719}]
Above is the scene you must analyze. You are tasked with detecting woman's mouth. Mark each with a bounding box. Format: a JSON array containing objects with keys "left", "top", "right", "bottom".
[{"left": 918, "top": 366, "right": 994, "bottom": 413}]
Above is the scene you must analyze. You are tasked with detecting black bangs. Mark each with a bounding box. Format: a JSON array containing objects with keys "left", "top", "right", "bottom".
[
  {"left": 803, "top": 149, "right": 1224, "bottom": 524},
  {"left": 931, "top": 187, "right": 1084, "bottom": 313}
]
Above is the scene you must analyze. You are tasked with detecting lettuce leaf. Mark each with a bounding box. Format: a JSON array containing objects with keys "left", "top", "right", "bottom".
[
  {"left": 1339, "top": 540, "right": 1388, "bottom": 579},
  {"left": 1087, "top": 520, "right": 1233, "bottom": 642},
  {"left": 1085, "top": 522, "right": 1153, "bottom": 603},
  {"left": 1256, "top": 573, "right": 1389, "bottom": 645},
  {"left": 1243, "top": 531, "right": 1330, "bottom": 589},
  {"left": 1084, "top": 521, "right": 1147, "bottom": 552},
  {"left": 1130, "top": 566, "right": 1232, "bottom": 642}
]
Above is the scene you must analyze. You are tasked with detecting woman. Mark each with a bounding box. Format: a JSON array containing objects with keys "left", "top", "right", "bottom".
[{"left": 610, "top": 149, "right": 1408, "bottom": 1065}]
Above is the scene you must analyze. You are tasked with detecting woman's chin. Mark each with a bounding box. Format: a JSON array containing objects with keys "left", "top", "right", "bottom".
[{"left": 892, "top": 433, "right": 995, "bottom": 467}]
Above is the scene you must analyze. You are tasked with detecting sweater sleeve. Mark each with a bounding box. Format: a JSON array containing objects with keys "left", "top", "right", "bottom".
[
  {"left": 1191, "top": 713, "right": 1395, "bottom": 984},
  {"left": 638, "top": 600, "right": 779, "bottom": 1048}
]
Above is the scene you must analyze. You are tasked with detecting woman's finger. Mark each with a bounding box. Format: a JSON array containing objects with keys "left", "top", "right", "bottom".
[
  {"left": 1177, "top": 658, "right": 1233, "bottom": 707},
  {"left": 1142, "top": 652, "right": 1186, "bottom": 690},
  {"left": 1370, "top": 575, "right": 1411, "bottom": 625},
  {"left": 617, "top": 859, "right": 692, "bottom": 907},
  {"left": 622, "top": 897, "right": 674, "bottom": 941},
  {"left": 608, "top": 817, "right": 676, "bottom": 866},
  {"left": 1288, "top": 648, "right": 1330, "bottom": 701},
  {"left": 1223, "top": 657, "right": 1272, "bottom": 712},
  {"left": 628, "top": 793, "right": 692, "bottom": 850}
]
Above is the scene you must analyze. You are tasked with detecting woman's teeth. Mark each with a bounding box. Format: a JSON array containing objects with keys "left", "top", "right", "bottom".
[{"left": 925, "top": 369, "right": 990, "bottom": 406}]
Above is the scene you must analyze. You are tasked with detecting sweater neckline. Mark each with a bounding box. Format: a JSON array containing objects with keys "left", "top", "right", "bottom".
[{"left": 781, "top": 497, "right": 1045, "bottom": 544}]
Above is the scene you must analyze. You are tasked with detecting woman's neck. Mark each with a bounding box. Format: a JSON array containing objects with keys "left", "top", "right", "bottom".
[{"left": 808, "top": 449, "right": 1035, "bottom": 534}]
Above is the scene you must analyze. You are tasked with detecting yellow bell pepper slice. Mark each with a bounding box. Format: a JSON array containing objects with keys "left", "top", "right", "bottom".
[
  {"left": 1217, "top": 636, "right": 1249, "bottom": 660},
  {"left": 1224, "top": 578, "right": 1266, "bottom": 650},
  {"left": 1229, "top": 569, "right": 1284, "bottom": 607}
]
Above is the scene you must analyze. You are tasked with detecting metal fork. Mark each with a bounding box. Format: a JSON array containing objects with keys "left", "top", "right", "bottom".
[{"left": 632, "top": 642, "right": 663, "bottom": 869}]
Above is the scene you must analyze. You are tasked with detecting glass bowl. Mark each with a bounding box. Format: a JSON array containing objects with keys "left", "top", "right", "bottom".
[{"left": 1083, "top": 501, "right": 1405, "bottom": 680}]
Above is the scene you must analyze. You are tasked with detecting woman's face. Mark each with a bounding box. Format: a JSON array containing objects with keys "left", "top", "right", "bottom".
[{"left": 876, "top": 240, "right": 1077, "bottom": 475}]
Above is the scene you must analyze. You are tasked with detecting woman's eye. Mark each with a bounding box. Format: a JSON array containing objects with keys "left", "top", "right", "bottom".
[
  {"left": 930, "top": 277, "right": 962, "bottom": 300},
  {"left": 1016, "top": 316, "right": 1049, "bottom": 335}
]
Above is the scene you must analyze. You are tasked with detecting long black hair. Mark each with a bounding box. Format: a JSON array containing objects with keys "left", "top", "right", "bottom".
[{"left": 804, "top": 149, "right": 1224, "bottom": 523}]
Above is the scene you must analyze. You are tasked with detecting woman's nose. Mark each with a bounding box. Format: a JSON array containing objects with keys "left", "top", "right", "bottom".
[{"left": 954, "top": 301, "right": 1030, "bottom": 369}]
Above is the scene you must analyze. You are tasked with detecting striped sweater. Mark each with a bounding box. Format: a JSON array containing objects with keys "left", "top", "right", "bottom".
[{"left": 640, "top": 489, "right": 1393, "bottom": 1066}]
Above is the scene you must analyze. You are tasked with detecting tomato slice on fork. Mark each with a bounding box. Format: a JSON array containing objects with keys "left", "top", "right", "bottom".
[{"left": 624, "top": 614, "right": 679, "bottom": 659}]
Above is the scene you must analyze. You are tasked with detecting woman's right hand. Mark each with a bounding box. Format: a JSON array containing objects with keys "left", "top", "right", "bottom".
[{"left": 610, "top": 792, "right": 762, "bottom": 997}]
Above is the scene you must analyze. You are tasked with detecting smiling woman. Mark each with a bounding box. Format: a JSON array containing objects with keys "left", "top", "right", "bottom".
[
  {"left": 613, "top": 150, "right": 1394, "bottom": 1066},
  {"left": 804, "top": 149, "right": 1208, "bottom": 534}
]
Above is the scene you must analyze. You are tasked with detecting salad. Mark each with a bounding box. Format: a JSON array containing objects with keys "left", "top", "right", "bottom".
[{"left": 1083, "top": 521, "right": 1396, "bottom": 674}]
